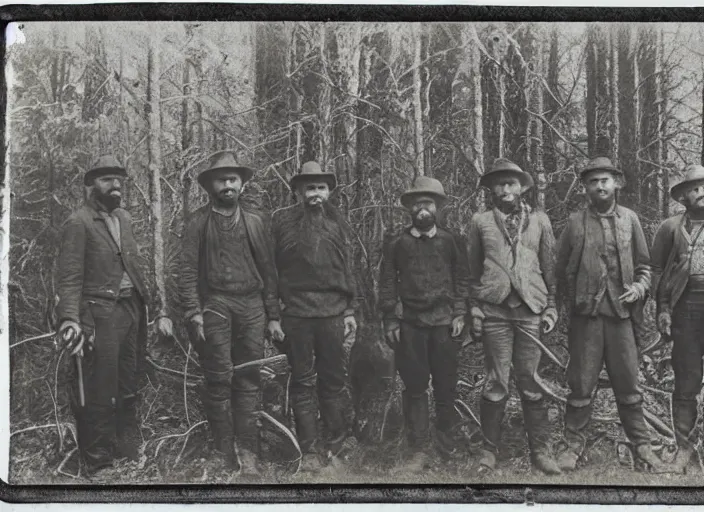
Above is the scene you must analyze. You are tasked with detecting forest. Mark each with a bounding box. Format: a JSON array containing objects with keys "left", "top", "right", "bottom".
[{"left": 6, "top": 21, "right": 704, "bottom": 485}]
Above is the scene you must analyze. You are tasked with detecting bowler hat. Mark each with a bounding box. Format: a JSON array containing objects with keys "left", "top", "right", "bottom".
[
  {"left": 197, "top": 150, "right": 255, "bottom": 189},
  {"left": 580, "top": 156, "right": 623, "bottom": 180},
  {"left": 400, "top": 176, "right": 448, "bottom": 209},
  {"left": 671, "top": 165, "right": 704, "bottom": 202},
  {"left": 84, "top": 155, "right": 127, "bottom": 185},
  {"left": 479, "top": 158, "right": 534, "bottom": 192},
  {"left": 290, "top": 161, "right": 337, "bottom": 191}
]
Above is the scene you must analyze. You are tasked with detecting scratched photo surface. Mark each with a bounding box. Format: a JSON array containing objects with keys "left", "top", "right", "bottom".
[{"left": 6, "top": 20, "right": 704, "bottom": 486}]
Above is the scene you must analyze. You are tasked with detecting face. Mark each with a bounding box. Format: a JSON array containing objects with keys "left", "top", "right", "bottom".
[
  {"left": 93, "top": 173, "right": 124, "bottom": 211},
  {"left": 684, "top": 181, "right": 704, "bottom": 211},
  {"left": 210, "top": 171, "right": 243, "bottom": 207},
  {"left": 409, "top": 195, "right": 437, "bottom": 231},
  {"left": 491, "top": 176, "right": 522, "bottom": 204},
  {"left": 298, "top": 181, "right": 330, "bottom": 209},
  {"left": 585, "top": 171, "right": 618, "bottom": 205}
]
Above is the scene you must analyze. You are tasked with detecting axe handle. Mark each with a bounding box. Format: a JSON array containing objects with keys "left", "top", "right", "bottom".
[{"left": 76, "top": 355, "right": 85, "bottom": 408}]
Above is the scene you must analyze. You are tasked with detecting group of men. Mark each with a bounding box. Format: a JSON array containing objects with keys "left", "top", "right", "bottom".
[{"left": 55, "top": 149, "right": 704, "bottom": 478}]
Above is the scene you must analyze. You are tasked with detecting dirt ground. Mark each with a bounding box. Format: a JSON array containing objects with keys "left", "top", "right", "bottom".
[{"left": 9, "top": 321, "right": 702, "bottom": 487}]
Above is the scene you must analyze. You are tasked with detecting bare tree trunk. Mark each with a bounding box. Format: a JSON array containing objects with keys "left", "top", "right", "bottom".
[
  {"left": 318, "top": 26, "right": 332, "bottom": 171},
  {"left": 544, "top": 27, "right": 560, "bottom": 177},
  {"left": 531, "top": 34, "right": 546, "bottom": 211},
  {"left": 610, "top": 25, "right": 620, "bottom": 164},
  {"left": 618, "top": 24, "right": 639, "bottom": 208},
  {"left": 337, "top": 25, "right": 362, "bottom": 185},
  {"left": 147, "top": 36, "right": 167, "bottom": 318},
  {"left": 181, "top": 60, "right": 191, "bottom": 225},
  {"left": 412, "top": 24, "right": 425, "bottom": 177},
  {"left": 660, "top": 28, "right": 669, "bottom": 218}
]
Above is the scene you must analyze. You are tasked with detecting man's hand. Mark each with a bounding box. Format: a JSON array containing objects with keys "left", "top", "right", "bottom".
[
  {"left": 619, "top": 283, "right": 646, "bottom": 304},
  {"left": 470, "top": 307, "right": 484, "bottom": 340},
  {"left": 157, "top": 316, "right": 174, "bottom": 338},
  {"left": 268, "top": 319, "right": 285, "bottom": 344},
  {"left": 190, "top": 314, "right": 206, "bottom": 343},
  {"left": 451, "top": 315, "right": 466, "bottom": 338},
  {"left": 343, "top": 315, "right": 357, "bottom": 353},
  {"left": 657, "top": 311, "right": 672, "bottom": 336},
  {"left": 384, "top": 319, "right": 401, "bottom": 350},
  {"left": 541, "top": 307, "right": 558, "bottom": 334},
  {"left": 59, "top": 321, "right": 85, "bottom": 355}
]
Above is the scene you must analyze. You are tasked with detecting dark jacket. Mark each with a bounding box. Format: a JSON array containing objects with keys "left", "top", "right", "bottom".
[
  {"left": 556, "top": 205, "right": 651, "bottom": 316},
  {"left": 271, "top": 203, "right": 360, "bottom": 318},
  {"left": 56, "top": 200, "right": 149, "bottom": 324},
  {"left": 651, "top": 212, "right": 697, "bottom": 315},
  {"left": 379, "top": 226, "right": 469, "bottom": 325},
  {"left": 179, "top": 204, "right": 280, "bottom": 321},
  {"left": 467, "top": 208, "right": 556, "bottom": 315}
]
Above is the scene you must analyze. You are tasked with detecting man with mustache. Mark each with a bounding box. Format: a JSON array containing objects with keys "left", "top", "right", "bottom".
[
  {"left": 379, "top": 176, "right": 469, "bottom": 469},
  {"left": 555, "top": 156, "right": 664, "bottom": 472},
  {"left": 56, "top": 155, "right": 173, "bottom": 475},
  {"left": 271, "top": 161, "right": 359, "bottom": 473},
  {"left": 651, "top": 164, "right": 704, "bottom": 474},
  {"left": 179, "top": 150, "right": 282, "bottom": 476},
  {"left": 467, "top": 158, "right": 561, "bottom": 475}
]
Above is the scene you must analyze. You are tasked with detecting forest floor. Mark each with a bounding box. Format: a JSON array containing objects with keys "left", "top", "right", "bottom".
[{"left": 9, "top": 314, "right": 704, "bottom": 487}]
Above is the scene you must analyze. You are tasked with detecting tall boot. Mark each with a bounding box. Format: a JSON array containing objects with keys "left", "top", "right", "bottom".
[
  {"left": 668, "top": 398, "right": 699, "bottom": 474},
  {"left": 232, "top": 387, "right": 263, "bottom": 476},
  {"left": 402, "top": 390, "right": 430, "bottom": 472},
  {"left": 556, "top": 404, "right": 590, "bottom": 472},
  {"left": 618, "top": 401, "right": 667, "bottom": 473},
  {"left": 478, "top": 397, "right": 507, "bottom": 471},
  {"left": 116, "top": 394, "right": 141, "bottom": 461},
  {"left": 521, "top": 398, "right": 561, "bottom": 475},
  {"left": 203, "top": 396, "right": 238, "bottom": 470},
  {"left": 75, "top": 403, "right": 116, "bottom": 476}
]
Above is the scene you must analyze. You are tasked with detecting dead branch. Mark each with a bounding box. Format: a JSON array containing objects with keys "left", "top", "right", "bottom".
[
  {"left": 515, "top": 324, "right": 567, "bottom": 370},
  {"left": 11, "top": 331, "right": 57, "bottom": 349}
]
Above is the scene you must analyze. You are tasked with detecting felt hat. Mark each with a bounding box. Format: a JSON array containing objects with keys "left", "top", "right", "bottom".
[
  {"left": 670, "top": 164, "right": 704, "bottom": 202},
  {"left": 289, "top": 161, "right": 337, "bottom": 191},
  {"left": 197, "top": 150, "right": 255, "bottom": 189},
  {"left": 580, "top": 156, "right": 623, "bottom": 180},
  {"left": 84, "top": 155, "right": 127, "bottom": 185},
  {"left": 479, "top": 158, "right": 534, "bottom": 192},
  {"left": 400, "top": 176, "right": 448, "bottom": 209}
]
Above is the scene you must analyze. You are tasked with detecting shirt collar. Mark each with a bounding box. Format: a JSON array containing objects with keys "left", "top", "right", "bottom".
[
  {"left": 410, "top": 225, "right": 437, "bottom": 239},
  {"left": 589, "top": 202, "right": 619, "bottom": 218},
  {"left": 212, "top": 204, "right": 240, "bottom": 219}
]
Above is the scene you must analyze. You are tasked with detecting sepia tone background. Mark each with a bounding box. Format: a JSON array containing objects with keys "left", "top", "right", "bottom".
[{"left": 5, "top": 21, "right": 704, "bottom": 485}]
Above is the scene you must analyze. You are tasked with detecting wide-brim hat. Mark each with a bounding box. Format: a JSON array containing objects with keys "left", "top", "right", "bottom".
[
  {"left": 479, "top": 158, "right": 534, "bottom": 193},
  {"left": 290, "top": 161, "right": 337, "bottom": 191},
  {"left": 671, "top": 165, "right": 704, "bottom": 202},
  {"left": 400, "top": 176, "right": 448, "bottom": 209},
  {"left": 84, "top": 155, "right": 127, "bottom": 185},
  {"left": 197, "top": 150, "right": 255, "bottom": 189},
  {"left": 580, "top": 156, "right": 623, "bottom": 180}
]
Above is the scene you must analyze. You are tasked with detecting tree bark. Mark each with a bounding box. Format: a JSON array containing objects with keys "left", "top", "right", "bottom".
[
  {"left": 147, "top": 36, "right": 168, "bottom": 318},
  {"left": 618, "top": 25, "right": 639, "bottom": 208},
  {"left": 543, "top": 27, "right": 560, "bottom": 177},
  {"left": 412, "top": 24, "right": 425, "bottom": 177},
  {"left": 610, "top": 25, "right": 620, "bottom": 164},
  {"left": 181, "top": 60, "right": 191, "bottom": 225}
]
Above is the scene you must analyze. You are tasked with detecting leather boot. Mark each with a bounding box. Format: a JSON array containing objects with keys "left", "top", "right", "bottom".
[
  {"left": 556, "top": 404, "right": 590, "bottom": 472},
  {"left": 116, "top": 394, "right": 141, "bottom": 461},
  {"left": 633, "top": 443, "right": 668, "bottom": 473},
  {"left": 232, "top": 388, "right": 262, "bottom": 477},
  {"left": 478, "top": 397, "right": 507, "bottom": 471},
  {"left": 75, "top": 404, "right": 116, "bottom": 476},
  {"left": 667, "top": 398, "right": 699, "bottom": 474},
  {"left": 617, "top": 401, "right": 667, "bottom": 473},
  {"left": 522, "top": 398, "right": 561, "bottom": 475},
  {"left": 402, "top": 391, "right": 431, "bottom": 472},
  {"left": 203, "top": 396, "right": 238, "bottom": 470}
]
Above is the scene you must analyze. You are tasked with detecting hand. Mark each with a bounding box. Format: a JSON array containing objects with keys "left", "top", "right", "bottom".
[
  {"left": 541, "top": 307, "right": 558, "bottom": 334},
  {"left": 470, "top": 307, "right": 484, "bottom": 340},
  {"left": 191, "top": 314, "right": 206, "bottom": 343},
  {"left": 267, "top": 320, "right": 285, "bottom": 344},
  {"left": 59, "top": 321, "right": 88, "bottom": 356},
  {"left": 619, "top": 283, "right": 645, "bottom": 304},
  {"left": 657, "top": 312, "right": 672, "bottom": 336},
  {"left": 384, "top": 319, "right": 401, "bottom": 350},
  {"left": 343, "top": 315, "right": 357, "bottom": 353},
  {"left": 157, "top": 316, "right": 174, "bottom": 338},
  {"left": 451, "top": 315, "right": 466, "bottom": 337}
]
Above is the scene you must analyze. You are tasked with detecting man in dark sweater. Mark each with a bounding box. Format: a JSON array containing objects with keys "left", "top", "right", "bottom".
[
  {"left": 271, "top": 161, "right": 359, "bottom": 473},
  {"left": 179, "top": 151, "right": 282, "bottom": 476},
  {"left": 379, "top": 176, "right": 469, "bottom": 469},
  {"left": 467, "top": 158, "right": 560, "bottom": 475}
]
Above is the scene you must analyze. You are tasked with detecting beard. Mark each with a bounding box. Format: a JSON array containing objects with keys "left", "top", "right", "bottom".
[
  {"left": 412, "top": 208, "right": 436, "bottom": 231},
  {"left": 492, "top": 193, "right": 521, "bottom": 214},
  {"left": 92, "top": 187, "right": 121, "bottom": 212},
  {"left": 686, "top": 195, "right": 704, "bottom": 217},
  {"left": 213, "top": 189, "right": 239, "bottom": 208},
  {"left": 589, "top": 191, "right": 616, "bottom": 211}
]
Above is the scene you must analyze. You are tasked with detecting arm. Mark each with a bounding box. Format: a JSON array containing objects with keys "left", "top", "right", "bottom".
[
  {"left": 55, "top": 216, "right": 86, "bottom": 327},
  {"left": 631, "top": 212, "right": 652, "bottom": 294},
  {"left": 555, "top": 216, "right": 573, "bottom": 307},
  {"left": 450, "top": 231, "right": 469, "bottom": 318},
  {"left": 257, "top": 212, "right": 281, "bottom": 321},
  {"left": 539, "top": 213, "right": 557, "bottom": 309},
  {"left": 466, "top": 215, "right": 484, "bottom": 315},
  {"left": 650, "top": 219, "right": 674, "bottom": 314},
  {"left": 378, "top": 233, "right": 399, "bottom": 320},
  {"left": 178, "top": 213, "right": 202, "bottom": 321}
]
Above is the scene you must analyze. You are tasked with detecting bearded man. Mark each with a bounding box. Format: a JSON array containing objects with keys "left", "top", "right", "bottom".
[
  {"left": 179, "top": 150, "right": 282, "bottom": 475},
  {"left": 56, "top": 155, "right": 173, "bottom": 475},
  {"left": 467, "top": 158, "right": 561, "bottom": 475},
  {"left": 379, "top": 176, "right": 469, "bottom": 469},
  {"left": 271, "top": 161, "right": 359, "bottom": 473},
  {"left": 651, "top": 164, "right": 704, "bottom": 474},
  {"left": 555, "top": 156, "right": 664, "bottom": 473}
]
